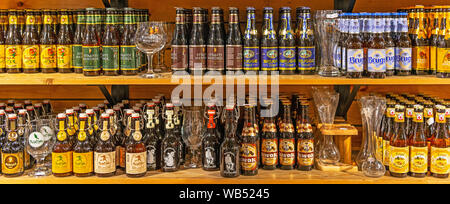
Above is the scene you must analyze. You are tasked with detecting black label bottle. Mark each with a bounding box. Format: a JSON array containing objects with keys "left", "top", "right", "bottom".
[
  {"left": 296, "top": 7, "right": 316, "bottom": 75},
  {"left": 220, "top": 106, "right": 240, "bottom": 178},
  {"left": 189, "top": 7, "right": 207, "bottom": 74},
  {"left": 144, "top": 104, "right": 161, "bottom": 171},
  {"left": 207, "top": 7, "right": 225, "bottom": 73}
]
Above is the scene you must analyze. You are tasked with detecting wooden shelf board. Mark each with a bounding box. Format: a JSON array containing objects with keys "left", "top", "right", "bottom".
[
  {"left": 1, "top": 169, "right": 448, "bottom": 184},
  {"left": 0, "top": 73, "right": 449, "bottom": 85}
]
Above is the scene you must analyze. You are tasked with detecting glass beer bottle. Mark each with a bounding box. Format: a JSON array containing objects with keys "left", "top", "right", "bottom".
[
  {"left": 346, "top": 13, "right": 364, "bottom": 78},
  {"left": 5, "top": 10, "right": 23, "bottom": 73},
  {"left": 389, "top": 105, "right": 409, "bottom": 178},
  {"left": 430, "top": 106, "right": 449, "bottom": 178},
  {"left": 57, "top": 9, "right": 73, "bottom": 73},
  {"left": 144, "top": 103, "right": 161, "bottom": 171},
  {"left": 409, "top": 105, "right": 428, "bottom": 178},
  {"left": 189, "top": 7, "right": 207, "bottom": 75},
  {"left": 73, "top": 9, "right": 85, "bottom": 73},
  {"left": 125, "top": 113, "right": 147, "bottom": 177},
  {"left": 202, "top": 108, "right": 220, "bottom": 171},
  {"left": 279, "top": 102, "right": 295, "bottom": 170},
  {"left": 395, "top": 13, "right": 412, "bottom": 76},
  {"left": 83, "top": 8, "right": 101, "bottom": 76},
  {"left": 296, "top": 7, "right": 316, "bottom": 75},
  {"left": 40, "top": 10, "right": 57, "bottom": 73},
  {"left": 52, "top": 113, "right": 73, "bottom": 177},
  {"left": 240, "top": 105, "right": 258, "bottom": 176},
  {"left": 171, "top": 8, "right": 189, "bottom": 72},
  {"left": 261, "top": 103, "right": 278, "bottom": 170},
  {"left": 436, "top": 9, "right": 450, "bottom": 78},
  {"left": 226, "top": 7, "right": 243, "bottom": 72},
  {"left": 2, "top": 114, "right": 24, "bottom": 177},
  {"left": 411, "top": 7, "right": 430, "bottom": 75},
  {"left": 206, "top": 7, "right": 225, "bottom": 73},
  {"left": 384, "top": 13, "right": 396, "bottom": 76},
  {"left": 0, "top": 12, "right": 5, "bottom": 73},
  {"left": 161, "top": 104, "right": 180, "bottom": 172},
  {"left": 94, "top": 113, "right": 116, "bottom": 177},
  {"left": 102, "top": 8, "right": 120, "bottom": 76},
  {"left": 243, "top": 7, "right": 259, "bottom": 73},
  {"left": 297, "top": 102, "right": 314, "bottom": 171},
  {"left": 22, "top": 10, "right": 40, "bottom": 73},
  {"left": 220, "top": 106, "right": 240, "bottom": 178},
  {"left": 367, "top": 13, "right": 386, "bottom": 79},
  {"left": 278, "top": 7, "right": 296, "bottom": 75},
  {"left": 261, "top": 7, "right": 278, "bottom": 73},
  {"left": 73, "top": 113, "right": 94, "bottom": 177}
]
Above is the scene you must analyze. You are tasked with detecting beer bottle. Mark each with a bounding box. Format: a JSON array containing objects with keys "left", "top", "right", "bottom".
[
  {"left": 189, "top": 7, "right": 207, "bottom": 75},
  {"left": 207, "top": 7, "right": 225, "bottom": 73},
  {"left": 0, "top": 10, "right": 5, "bottom": 73},
  {"left": 201, "top": 106, "right": 220, "bottom": 171},
  {"left": 52, "top": 113, "right": 73, "bottom": 177},
  {"left": 5, "top": 10, "right": 23, "bottom": 73},
  {"left": 185, "top": 9, "right": 193, "bottom": 39},
  {"left": 173, "top": 101, "right": 185, "bottom": 166},
  {"left": 382, "top": 101, "right": 395, "bottom": 170},
  {"left": 17, "top": 10, "right": 25, "bottom": 38},
  {"left": 119, "top": 8, "right": 137, "bottom": 76},
  {"left": 411, "top": 7, "right": 430, "bottom": 75},
  {"left": 94, "top": 113, "right": 116, "bottom": 177},
  {"left": 436, "top": 8, "right": 450, "bottom": 78},
  {"left": 261, "top": 103, "right": 278, "bottom": 170},
  {"left": 125, "top": 113, "right": 146, "bottom": 177},
  {"left": 16, "top": 109, "right": 31, "bottom": 170},
  {"left": 85, "top": 109, "right": 96, "bottom": 146},
  {"left": 51, "top": 10, "right": 58, "bottom": 35},
  {"left": 73, "top": 9, "right": 85, "bottom": 73},
  {"left": 395, "top": 13, "right": 412, "bottom": 76},
  {"left": 296, "top": 7, "right": 316, "bottom": 75},
  {"left": 424, "top": 101, "right": 435, "bottom": 152},
  {"left": 279, "top": 102, "right": 295, "bottom": 170},
  {"left": 2, "top": 114, "right": 24, "bottom": 177},
  {"left": 65, "top": 109, "right": 77, "bottom": 147},
  {"left": 429, "top": 7, "right": 441, "bottom": 75},
  {"left": 261, "top": 7, "right": 278, "bottom": 73},
  {"left": 83, "top": 8, "right": 101, "bottom": 76},
  {"left": 297, "top": 102, "right": 314, "bottom": 171},
  {"left": 220, "top": 105, "right": 240, "bottom": 178},
  {"left": 0, "top": 9, "right": 7, "bottom": 37},
  {"left": 225, "top": 7, "right": 243, "bottom": 72},
  {"left": 144, "top": 103, "right": 161, "bottom": 171},
  {"left": 22, "top": 10, "right": 40, "bottom": 73},
  {"left": 277, "top": 7, "right": 295, "bottom": 75},
  {"left": 13, "top": 103, "right": 23, "bottom": 112},
  {"left": 389, "top": 105, "right": 409, "bottom": 178},
  {"left": 243, "top": 7, "right": 259, "bottom": 72},
  {"left": 405, "top": 100, "right": 415, "bottom": 137},
  {"left": 430, "top": 106, "right": 449, "bottom": 178},
  {"left": 337, "top": 13, "right": 349, "bottom": 72},
  {"left": 56, "top": 9, "right": 73, "bottom": 72},
  {"left": 346, "top": 13, "right": 364, "bottom": 78},
  {"left": 240, "top": 105, "right": 258, "bottom": 176},
  {"left": 202, "top": 8, "right": 209, "bottom": 43},
  {"left": 171, "top": 8, "right": 189, "bottom": 72},
  {"left": 101, "top": 8, "right": 120, "bottom": 76},
  {"left": 367, "top": 13, "right": 387, "bottom": 78},
  {"left": 384, "top": 13, "right": 396, "bottom": 76},
  {"left": 73, "top": 113, "right": 94, "bottom": 177},
  {"left": 39, "top": 10, "right": 57, "bottom": 73},
  {"left": 409, "top": 105, "right": 428, "bottom": 178},
  {"left": 161, "top": 103, "right": 180, "bottom": 172},
  {"left": 408, "top": 7, "right": 416, "bottom": 40}
]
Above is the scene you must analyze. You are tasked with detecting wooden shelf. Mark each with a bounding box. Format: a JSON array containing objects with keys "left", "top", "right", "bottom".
[
  {"left": 1, "top": 169, "right": 448, "bottom": 184},
  {"left": 0, "top": 73, "right": 449, "bottom": 85}
]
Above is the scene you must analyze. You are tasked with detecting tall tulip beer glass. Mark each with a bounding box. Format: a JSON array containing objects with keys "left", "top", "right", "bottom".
[
  {"left": 135, "top": 21, "right": 167, "bottom": 78},
  {"left": 182, "top": 106, "right": 205, "bottom": 168}
]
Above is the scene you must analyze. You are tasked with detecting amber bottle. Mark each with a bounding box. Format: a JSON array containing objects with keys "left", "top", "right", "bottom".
[
  {"left": 220, "top": 106, "right": 240, "bottom": 178},
  {"left": 94, "top": 113, "right": 116, "bottom": 177},
  {"left": 161, "top": 104, "right": 180, "bottom": 172},
  {"left": 297, "top": 102, "right": 314, "bottom": 171},
  {"left": 411, "top": 7, "right": 430, "bottom": 75},
  {"left": 102, "top": 8, "right": 120, "bottom": 76},
  {"left": 240, "top": 105, "right": 258, "bottom": 176},
  {"left": 202, "top": 107, "right": 221, "bottom": 171},
  {"left": 22, "top": 10, "right": 40, "bottom": 73},
  {"left": 389, "top": 105, "right": 409, "bottom": 178},
  {"left": 73, "top": 9, "right": 85, "bottom": 73},
  {"left": 120, "top": 8, "right": 138, "bottom": 76},
  {"left": 409, "top": 105, "right": 428, "bottom": 178},
  {"left": 40, "top": 10, "right": 57, "bottom": 73},
  {"left": 261, "top": 105, "right": 278, "bottom": 170},
  {"left": 144, "top": 103, "right": 161, "bottom": 171},
  {"left": 83, "top": 8, "right": 101, "bottom": 76},
  {"left": 5, "top": 10, "right": 23, "bottom": 73},
  {"left": 125, "top": 113, "right": 147, "bottom": 177},
  {"left": 430, "top": 106, "right": 449, "bottom": 178},
  {"left": 52, "top": 113, "right": 73, "bottom": 177},
  {"left": 2, "top": 114, "right": 24, "bottom": 177},
  {"left": 73, "top": 113, "right": 94, "bottom": 177},
  {"left": 57, "top": 9, "right": 73, "bottom": 73}
]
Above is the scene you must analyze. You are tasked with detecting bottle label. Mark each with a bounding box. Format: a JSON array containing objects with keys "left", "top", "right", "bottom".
[
  {"left": 1, "top": 152, "right": 24, "bottom": 174},
  {"left": 430, "top": 147, "right": 449, "bottom": 174},
  {"left": 163, "top": 147, "right": 177, "bottom": 170},
  {"left": 40, "top": 45, "right": 57, "bottom": 68},
  {"left": 147, "top": 145, "right": 157, "bottom": 169},
  {"left": 243, "top": 47, "right": 259, "bottom": 70},
  {"left": 120, "top": 45, "right": 137, "bottom": 71},
  {"left": 346, "top": 49, "right": 364, "bottom": 72},
  {"left": 126, "top": 152, "right": 147, "bottom": 174},
  {"left": 57, "top": 45, "right": 72, "bottom": 69},
  {"left": 298, "top": 123, "right": 313, "bottom": 133},
  {"left": 223, "top": 152, "right": 238, "bottom": 174},
  {"left": 383, "top": 139, "right": 390, "bottom": 166},
  {"left": 240, "top": 143, "right": 257, "bottom": 171},
  {"left": 83, "top": 46, "right": 100, "bottom": 71},
  {"left": 22, "top": 45, "right": 40, "bottom": 69},
  {"left": 297, "top": 139, "right": 314, "bottom": 166},
  {"left": 226, "top": 45, "right": 243, "bottom": 71},
  {"left": 406, "top": 108, "right": 414, "bottom": 118},
  {"left": 430, "top": 46, "right": 437, "bottom": 72},
  {"left": 94, "top": 151, "right": 116, "bottom": 174},
  {"left": 72, "top": 44, "right": 83, "bottom": 68},
  {"left": 261, "top": 47, "right": 278, "bottom": 71},
  {"left": 298, "top": 46, "right": 315, "bottom": 70},
  {"left": 389, "top": 146, "right": 409, "bottom": 174},
  {"left": 397, "top": 47, "right": 412, "bottom": 71},
  {"left": 171, "top": 45, "right": 188, "bottom": 71},
  {"left": 52, "top": 151, "right": 73, "bottom": 174},
  {"left": 413, "top": 112, "right": 424, "bottom": 122},
  {"left": 412, "top": 46, "right": 430, "bottom": 71},
  {"left": 368, "top": 49, "right": 386, "bottom": 73},
  {"left": 410, "top": 146, "right": 428, "bottom": 174},
  {"left": 342, "top": 47, "right": 347, "bottom": 70},
  {"left": 102, "top": 46, "right": 119, "bottom": 71},
  {"left": 279, "top": 138, "right": 295, "bottom": 166},
  {"left": 335, "top": 45, "right": 341, "bottom": 68},
  {"left": 279, "top": 47, "right": 296, "bottom": 71},
  {"left": 5, "top": 45, "right": 23, "bottom": 68},
  {"left": 0, "top": 45, "right": 5, "bottom": 68},
  {"left": 261, "top": 138, "right": 278, "bottom": 166},
  {"left": 207, "top": 45, "right": 225, "bottom": 71},
  {"left": 424, "top": 108, "right": 434, "bottom": 118},
  {"left": 385, "top": 47, "right": 395, "bottom": 71},
  {"left": 204, "top": 146, "right": 218, "bottom": 169},
  {"left": 73, "top": 151, "right": 93, "bottom": 174},
  {"left": 437, "top": 48, "right": 450, "bottom": 72},
  {"left": 189, "top": 45, "right": 207, "bottom": 71},
  {"left": 119, "top": 146, "right": 126, "bottom": 168}
]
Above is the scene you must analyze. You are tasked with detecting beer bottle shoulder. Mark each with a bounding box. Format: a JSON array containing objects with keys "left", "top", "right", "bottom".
[
  {"left": 369, "top": 35, "right": 385, "bottom": 49},
  {"left": 22, "top": 31, "right": 40, "bottom": 44},
  {"left": 74, "top": 140, "right": 93, "bottom": 153},
  {"left": 396, "top": 34, "right": 412, "bottom": 47},
  {"left": 40, "top": 29, "right": 56, "bottom": 44},
  {"left": 346, "top": 35, "right": 363, "bottom": 49}
]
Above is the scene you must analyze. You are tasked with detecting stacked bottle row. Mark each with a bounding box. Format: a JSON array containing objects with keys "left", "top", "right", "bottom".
[
  {"left": 378, "top": 93, "right": 450, "bottom": 178},
  {"left": 0, "top": 8, "right": 149, "bottom": 76},
  {"left": 171, "top": 7, "right": 316, "bottom": 75}
]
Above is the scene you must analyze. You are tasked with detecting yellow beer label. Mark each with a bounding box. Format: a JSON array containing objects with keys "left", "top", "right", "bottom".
[
  {"left": 389, "top": 146, "right": 409, "bottom": 174},
  {"left": 430, "top": 147, "right": 449, "bottom": 174},
  {"left": 430, "top": 46, "right": 437, "bottom": 72},
  {"left": 100, "top": 131, "right": 110, "bottom": 141},
  {"left": 437, "top": 48, "right": 450, "bottom": 72},
  {"left": 57, "top": 45, "right": 72, "bottom": 68},
  {"left": 73, "top": 151, "right": 93, "bottom": 174},
  {"left": 57, "top": 131, "right": 67, "bottom": 141},
  {"left": 0, "top": 45, "right": 5, "bottom": 68},
  {"left": 297, "top": 139, "right": 314, "bottom": 166},
  {"left": 412, "top": 46, "right": 429, "bottom": 71},
  {"left": 436, "top": 112, "right": 446, "bottom": 123},
  {"left": 424, "top": 108, "right": 434, "bottom": 118},
  {"left": 240, "top": 143, "right": 257, "bottom": 171},
  {"left": 94, "top": 151, "right": 116, "bottom": 174},
  {"left": 77, "top": 131, "right": 87, "bottom": 141},
  {"left": 5, "top": 45, "right": 22, "bottom": 68},
  {"left": 22, "top": 45, "right": 40, "bottom": 69},
  {"left": 52, "top": 151, "right": 73, "bottom": 174},
  {"left": 279, "top": 138, "right": 295, "bottom": 166},
  {"left": 125, "top": 152, "right": 147, "bottom": 175},
  {"left": 410, "top": 146, "right": 428, "bottom": 174},
  {"left": 387, "top": 108, "right": 395, "bottom": 118},
  {"left": 1, "top": 152, "right": 24, "bottom": 174},
  {"left": 261, "top": 138, "right": 278, "bottom": 166},
  {"left": 9, "top": 16, "right": 17, "bottom": 24},
  {"left": 40, "top": 45, "right": 57, "bottom": 68},
  {"left": 26, "top": 15, "right": 36, "bottom": 25}
]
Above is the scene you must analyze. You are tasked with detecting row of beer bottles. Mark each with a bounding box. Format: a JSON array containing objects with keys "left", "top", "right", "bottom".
[
  {"left": 0, "top": 100, "right": 52, "bottom": 117},
  {"left": 171, "top": 6, "right": 316, "bottom": 74}
]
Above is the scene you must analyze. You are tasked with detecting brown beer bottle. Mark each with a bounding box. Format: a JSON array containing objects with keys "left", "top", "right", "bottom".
[
  {"left": 17, "top": 109, "right": 31, "bottom": 170},
  {"left": 52, "top": 113, "right": 73, "bottom": 177},
  {"left": 40, "top": 10, "right": 57, "bottom": 73},
  {"left": 202, "top": 106, "right": 221, "bottom": 171},
  {"left": 278, "top": 7, "right": 296, "bottom": 75},
  {"left": 83, "top": 8, "right": 101, "bottom": 76},
  {"left": 240, "top": 105, "right": 258, "bottom": 176},
  {"left": 125, "top": 113, "right": 147, "bottom": 177},
  {"left": 66, "top": 109, "right": 77, "bottom": 147},
  {"left": 396, "top": 13, "right": 412, "bottom": 76},
  {"left": 409, "top": 105, "right": 428, "bottom": 178},
  {"left": 260, "top": 7, "right": 278, "bottom": 73},
  {"left": 220, "top": 106, "right": 240, "bottom": 178},
  {"left": 189, "top": 7, "right": 207, "bottom": 75},
  {"left": 5, "top": 10, "right": 23, "bottom": 73},
  {"left": 296, "top": 7, "right": 316, "bottom": 75},
  {"left": 207, "top": 7, "right": 225, "bottom": 73},
  {"left": 102, "top": 8, "right": 120, "bottom": 76},
  {"left": 22, "top": 10, "right": 40, "bottom": 73},
  {"left": 297, "top": 102, "right": 314, "bottom": 171},
  {"left": 430, "top": 106, "right": 449, "bottom": 178},
  {"left": 57, "top": 9, "right": 73, "bottom": 73},
  {"left": 389, "top": 105, "right": 409, "bottom": 178},
  {"left": 346, "top": 13, "right": 364, "bottom": 78},
  {"left": 17, "top": 10, "right": 25, "bottom": 38},
  {"left": 436, "top": 8, "right": 450, "bottom": 78},
  {"left": 429, "top": 7, "right": 441, "bottom": 75},
  {"left": 171, "top": 8, "right": 189, "bottom": 72},
  {"left": 279, "top": 102, "right": 295, "bottom": 170},
  {"left": 2, "top": 114, "right": 24, "bottom": 177},
  {"left": 226, "top": 7, "right": 243, "bottom": 72},
  {"left": 367, "top": 13, "right": 386, "bottom": 79},
  {"left": 120, "top": 8, "right": 138, "bottom": 76},
  {"left": 161, "top": 104, "right": 180, "bottom": 172},
  {"left": 94, "top": 113, "right": 117, "bottom": 177},
  {"left": 0, "top": 10, "right": 5, "bottom": 73},
  {"left": 73, "top": 9, "right": 85, "bottom": 73},
  {"left": 411, "top": 7, "right": 430, "bottom": 75},
  {"left": 261, "top": 102, "right": 278, "bottom": 170},
  {"left": 73, "top": 113, "right": 94, "bottom": 177}
]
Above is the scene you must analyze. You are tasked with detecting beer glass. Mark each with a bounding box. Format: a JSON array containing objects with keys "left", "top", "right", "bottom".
[
  {"left": 135, "top": 21, "right": 167, "bottom": 78},
  {"left": 314, "top": 10, "right": 342, "bottom": 77},
  {"left": 26, "top": 116, "right": 56, "bottom": 177},
  {"left": 182, "top": 106, "right": 205, "bottom": 168}
]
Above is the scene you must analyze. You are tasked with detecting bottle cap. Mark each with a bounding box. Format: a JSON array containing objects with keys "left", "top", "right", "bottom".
[
  {"left": 86, "top": 109, "right": 94, "bottom": 114},
  {"left": 65, "top": 109, "right": 74, "bottom": 114},
  {"left": 132, "top": 113, "right": 140, "bottom": 118},
  {"left": 8, "top": 114, "right": 17, "bottom": 119},
  {"left": 79, "top": 113, "right": 87, "bottom": 119},
  {"left": 18, "top": 109, "right": 27, "bottom": 115},
  {"left": 101, "top": 113, "right": 110, "bottom": 118}
]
